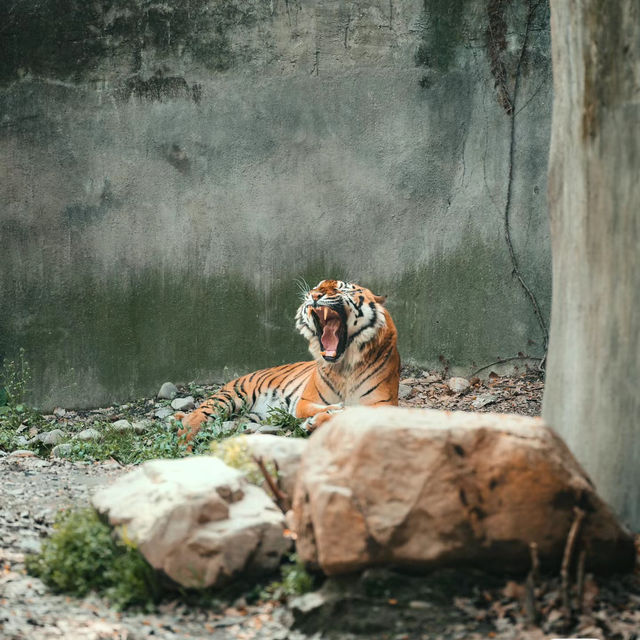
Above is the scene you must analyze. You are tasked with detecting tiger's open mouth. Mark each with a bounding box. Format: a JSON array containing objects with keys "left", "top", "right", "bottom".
[{"left": 311, "top": 305, "right": 347, "bottom": 362}]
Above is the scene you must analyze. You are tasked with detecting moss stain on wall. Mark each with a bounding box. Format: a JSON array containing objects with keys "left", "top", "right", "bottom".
[
  {"left": 414, "top": 0, "right": 471, "bottom": 73},
  {"left": 0, "top": 241, "right": 546, "bottom": 409},
  {"left": 0, "top": 0, "right": 270, "bottom": 85}
]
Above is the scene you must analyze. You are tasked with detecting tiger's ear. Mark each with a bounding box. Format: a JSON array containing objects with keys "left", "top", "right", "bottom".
[{"left": 373, "top": 294, "right": 387, "bottom": 305}]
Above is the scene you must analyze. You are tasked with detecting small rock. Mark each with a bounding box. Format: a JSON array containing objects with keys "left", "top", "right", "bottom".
[
  {"left": 157, "top": 382, "right": 179, "bottom": 401},
  {"left": 398, "top": 384, "right": 412, "bottom": 400},
  {"left": 240, "top": 422, "right": 258, "bottom": 434},
  {"left": 33, "top": 429, "right": 65, "bottom": 446},
  {"left": 15, "top": 435, "right": 29, "bottom": 447},
  {"left": 154, "top": 407, "right": 173, "bottom": 419},
  {"left": 472, "top": 394, "right": 499, "bottom": 409},
  {"left": 132, "top": 419, "right": 153, "bottom": 433},
  {"left": 257, "top": 425, "right": 282, "bottom": 435},
  {"left": 9, "top": 450, "right": 36, "bottom": 458},
  {"left": 171, "top": 396, "right": 195, "bottom": 412},
  {"left": 112, "top": 419, "right": 134, "bottom": 432},
  {"left": 447, "top": 377, "right": 470, "bottom": 393},
  {"left": 52, "top": 443, "right": 73, "bottom": 458},
  {"left": 53, "top": 407, "right": 66, "bottom": 418},
  {"left": 220, "top": 420, "right": 238, "bottom": 436},
  {"left": 290, "top": 591, "right": 327, "bottom": 616},
  {"left": 75, "top": 428, "right": 102, "bottom": 442}
]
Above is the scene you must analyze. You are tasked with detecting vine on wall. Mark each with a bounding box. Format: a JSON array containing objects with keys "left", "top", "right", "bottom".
[{"left": 486, "top": 0, "right": 549, "bottom": 368}]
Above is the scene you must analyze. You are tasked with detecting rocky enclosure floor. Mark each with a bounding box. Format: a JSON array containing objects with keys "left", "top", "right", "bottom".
[{"left": 2, "top": 368, "right": 638, "bottom": 640}]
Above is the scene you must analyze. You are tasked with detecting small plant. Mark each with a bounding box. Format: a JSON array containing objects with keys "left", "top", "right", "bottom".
[
  {"left": 262, "top": 407, "right": 308, "bottom": 437},
  {"left": 262, "top": 553, "right": 315, "bottom": 600},
  {"left": 26, "top": 508, "right": 160, "bottom": 610},
  {"left": 0, "top": 348, "right": 46, "bottom": 452},
  {"left": 186, "top": 416, "right": 237, "bottom": 453},
  {"left": 0, "top": 347, "right": 31, "bottom": 406},
  {"left": 186, "top": 381, "right": 208, "bottom": 400}
]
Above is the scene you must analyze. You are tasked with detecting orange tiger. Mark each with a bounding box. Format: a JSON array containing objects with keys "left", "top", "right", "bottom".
[{"left": 177, "top": 279, "right": 400, "bottom": 436}]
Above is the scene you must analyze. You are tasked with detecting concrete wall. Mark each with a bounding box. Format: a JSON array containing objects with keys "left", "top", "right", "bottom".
[{"left": 0, "top": 0, "right": 552, "bottom": 409}]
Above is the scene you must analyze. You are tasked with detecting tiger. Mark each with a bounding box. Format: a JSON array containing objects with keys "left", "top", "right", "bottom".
[{"left": 177, "top": 279, "right": 400, "bottom": 437}]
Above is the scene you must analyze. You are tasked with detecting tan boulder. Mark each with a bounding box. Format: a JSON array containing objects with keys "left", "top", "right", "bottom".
[
  {"left": 292, "top": 407, "right": 635, "bottom": 575},
  {"left": 92, "top": 456, "right": 290, "bottom": 588}
]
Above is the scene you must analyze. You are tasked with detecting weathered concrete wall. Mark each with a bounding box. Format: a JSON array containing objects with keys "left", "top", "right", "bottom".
[{"left": 0, "top": 0, "right": 552, "bottom": 408}]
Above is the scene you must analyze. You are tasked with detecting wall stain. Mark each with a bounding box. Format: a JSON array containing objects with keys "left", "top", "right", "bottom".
[
  {"left": 415, "top": 0, "right": 469, "bottom": 73},
  {"left": 0, "top": 0, "right": 270, "bottom": 86}
]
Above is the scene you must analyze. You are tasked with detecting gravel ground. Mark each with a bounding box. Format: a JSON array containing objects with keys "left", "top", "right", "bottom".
[
  {"left": 0, "top": 453, "right": 301, "bottom": 640},
  {"left": 2, "top": 369, "right": 638, "bottom": 640}
]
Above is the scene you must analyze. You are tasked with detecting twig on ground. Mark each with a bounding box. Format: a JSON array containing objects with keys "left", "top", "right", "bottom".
[
  {"left": 524, "top": 541, "right": 539, "bottom": 625},
  {"left": 253, "top": 455, "right": 291, "bottom": 513},
  {"left": 576, "top": 547, "right": 587, "bottom": 612},
  {"left": 561, "top": 507, "right": 586, "bottom": 617}
]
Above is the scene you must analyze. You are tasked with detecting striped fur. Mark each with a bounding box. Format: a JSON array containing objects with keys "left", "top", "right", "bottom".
[{"left": 178, "top": 279, "right": 400, "bottom": 436}]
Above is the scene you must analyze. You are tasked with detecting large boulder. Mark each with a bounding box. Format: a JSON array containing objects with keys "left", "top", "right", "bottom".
[
  {"left": 293, "top": 407, "right": 635, "bottom": 575},
  {"left": 92, "top": 456, "right": 290, "bottom": 588}
]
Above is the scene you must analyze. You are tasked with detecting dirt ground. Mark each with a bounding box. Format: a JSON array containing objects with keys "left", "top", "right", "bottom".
[
  {"left": 1, "top": 368, "right": 639, "bottom": 640},
  {"left": 397, "top": 362, "right": 544, "bottom": 415}
]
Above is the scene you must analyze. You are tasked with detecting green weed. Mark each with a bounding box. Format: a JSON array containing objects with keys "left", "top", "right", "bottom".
[
  {"left": 26, "top": 508, "right": 160, "bottom": 610},
  {"left": 0, "top": 348, "right": 47, "bottom": 451},
  {"left": 261, "top": 407, "right": 308, "bottom": 437},
  {"left": 62, "top": 417, "right": 237, "bottom": 464},
  {"left": 262, "top": 553, "right": 315, "bottom": 601},
  {"left": 63, "top": 421, "right": 189, "bottom": 464}
]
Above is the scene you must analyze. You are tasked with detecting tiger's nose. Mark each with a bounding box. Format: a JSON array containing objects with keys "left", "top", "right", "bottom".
[{"left": 311, "top": 292, "right": 323, "bottom": 301}]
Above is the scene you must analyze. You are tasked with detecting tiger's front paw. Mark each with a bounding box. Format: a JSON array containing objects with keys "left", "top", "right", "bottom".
[
  {"left": 176, "top": 410, "right": 208, "bottom": 441},
  {"left": 301, "top": 405, "right": 344, "bottom": 434}
]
